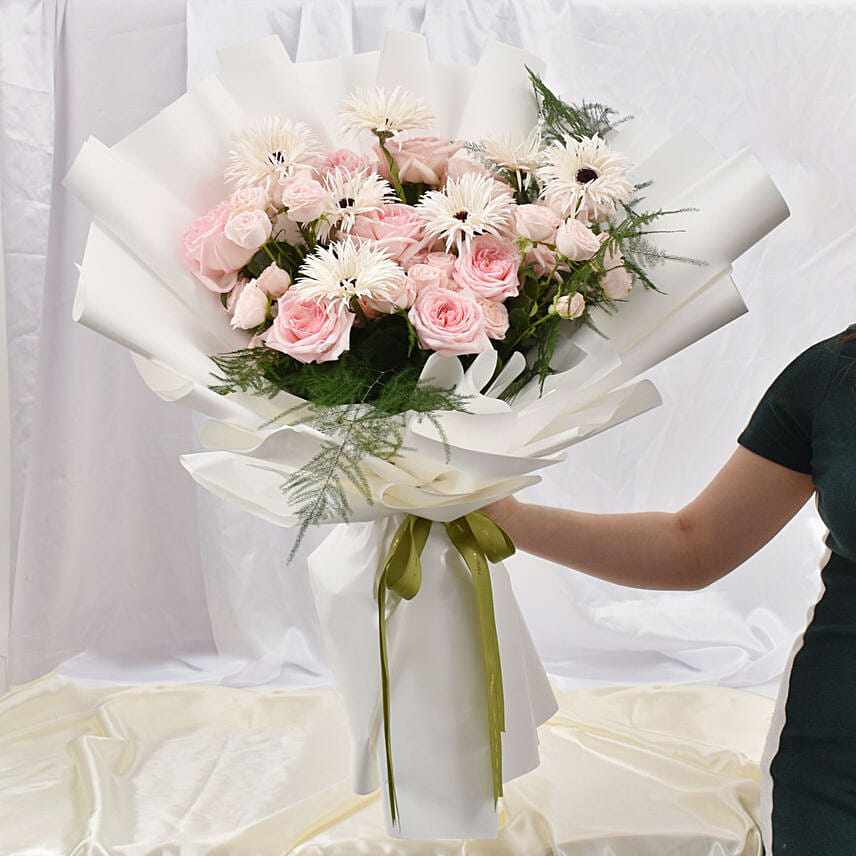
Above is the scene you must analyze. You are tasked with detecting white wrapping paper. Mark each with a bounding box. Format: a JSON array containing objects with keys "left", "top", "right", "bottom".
[
  {"left": 63, "top": 30, "right": 789, "bottom": 839},
  {"left": 308, "top": 517, "right": 557, "bottom": 838}
]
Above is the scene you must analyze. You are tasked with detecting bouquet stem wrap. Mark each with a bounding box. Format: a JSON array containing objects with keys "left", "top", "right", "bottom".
[
  {"left": 379, "top": 512, "right": 515, "bottom": 827},
  {"left": 307, "top": 513, "right": 558, "bottom": 839}
]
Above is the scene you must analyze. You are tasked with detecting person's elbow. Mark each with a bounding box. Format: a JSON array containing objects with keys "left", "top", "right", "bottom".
[
  {"left": 678, "top": 564, "right": 732, "bottom": 591},
  {"left": 672, "top": 511, "right": 736, "bottom": 591}
]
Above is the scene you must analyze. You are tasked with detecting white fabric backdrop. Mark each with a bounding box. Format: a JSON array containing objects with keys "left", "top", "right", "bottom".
[{"left": 1, "top": 0, "right": 854, "bottom": 695}]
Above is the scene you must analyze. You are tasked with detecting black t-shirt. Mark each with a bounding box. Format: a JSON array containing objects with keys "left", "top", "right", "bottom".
[{"left": 737, "top": 324, "right": 856, "bottom": 564}]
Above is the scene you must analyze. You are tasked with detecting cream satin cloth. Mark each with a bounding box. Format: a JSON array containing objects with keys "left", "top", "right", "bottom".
[{"left": 0, "top": 671, "right": 771, "bottom": 855}]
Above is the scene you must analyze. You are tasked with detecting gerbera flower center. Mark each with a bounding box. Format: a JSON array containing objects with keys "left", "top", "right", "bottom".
[
  {"left": 575, "top": 167, "right": 599, "bottom": 184},
  {"left": 340, "top": 276, "right": 357, "bottom": 290},
  {"left": 268, "top": 150, "right": 287, "bottom": 165},
  {"left": 453, "top": 210, "right": 469, "bottom": 222},
  {"left": 338, "top": 197, "right": 356, "bottom": 209}
]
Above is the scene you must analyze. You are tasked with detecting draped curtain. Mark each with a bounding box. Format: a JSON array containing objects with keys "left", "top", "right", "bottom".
[{"left": 1, "top": 0, "right": 854, "bottom": 695}]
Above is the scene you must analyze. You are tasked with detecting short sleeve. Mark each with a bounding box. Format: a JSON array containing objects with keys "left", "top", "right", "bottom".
[{"left": 737, "top": 346, "right": 824, "bottom": 475}]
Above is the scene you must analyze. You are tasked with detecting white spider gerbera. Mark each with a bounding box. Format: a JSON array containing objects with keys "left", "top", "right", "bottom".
[
  {"left": 316, "top": 167, "right": 396, "bottom": 240},
  {"left": 538, "top": 134, "right": 633, "bottom": 222},
  {"left": 416, "top": 172, "right": 515, "bottom": 252},
  {"left": 478, "top": 128, "right": 546, "bottom": 173},
  {"left": 225, "top": 116, "right": 322, "bottom": 193},
  {"left": 340, "top": 85, "right": 434, "bottom": 139},
  {"left": 291, "top": 239, "right": 406, "bottom": 304}
]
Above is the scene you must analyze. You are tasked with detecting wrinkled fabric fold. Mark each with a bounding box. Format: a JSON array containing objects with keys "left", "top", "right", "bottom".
[{"left": 0, "top": 672, "right": 771, "bottom": 855}]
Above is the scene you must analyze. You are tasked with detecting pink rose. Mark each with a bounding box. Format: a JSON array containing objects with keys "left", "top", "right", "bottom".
[
  {"left": 374, "top": 136, "right": 463, "bottom": 186},
  {"left": 361, "top": 276, "right": 418, "bottom": 315},
  {"left": 543, "top": 189, "right": 570, "bottom": 219},
  {"left": 230, "top": 186, "right": 269, "bottom": 212},
  {"left": 600, "top": 247, "right": 633, "bottom": 299},
  {"left": 312, "top": 148, "right": 373, "bottom": 179},
  {"left": 351, "top": 204, "right": 426, "bottom": 268},
  {"left": 425, "top": 252, "right": 457, "bottom": 279},
  {"left": 554, "top": 292, "right": 586, "bottom": 319},
  {"left": 182, "top": 200, "right": 256, "bottom": 293},
  {"left": 224, "top": 208, "right": 272, "bottom": 250},
  {"left": 524, "top": 243, "right": 570, "bottom": 280},
  {"left": 555, "top": 218, "right": 601, "bottom": 261},
  {"left": 264, "top": 293, "right": 354, "bottom": 364},
  {"left": 407, "top": 287, "right": 492, "bottom": 357},
  {"left": 477, "top": 296, "right": 510, "bottom": 340},
  {"left": 407, "top": 263, "right": 449, "bottom": 292},
  {"left": 217, "top": 270, "right": 240, "bottom": 295},
  {"left": 354, "top": 299, "right": 385, "bottom": 323},
  {"left": 231, "top": 282, "right": 269, "bottom": 330},
  {"left": 446, "top": 149, "right": 496, "bottom": 182},
  {"left": 255, "top": 263, "right": 291, "bottom": 298},
  {"left": 271, "top": 213, "right": 302, "bottom": 245},
  {"left": 577, "top": 195, "right": 616, "bottom": 226},
  {"left": 225, "top": 277, "right": 247, "bottom": 313},
  {"left": 452, "top": 235, "right": 521, "bottom": 301},
  {"left": 514, "top": 204, "right": 560, "bottom": 243},
  {"left": 281, "top": 172, "right": 325, "bottom": 222}
]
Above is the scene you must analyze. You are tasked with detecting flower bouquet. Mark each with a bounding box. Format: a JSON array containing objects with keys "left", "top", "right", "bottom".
[{"left": 64, "top": 30, "right": 788, "bottom": 839}]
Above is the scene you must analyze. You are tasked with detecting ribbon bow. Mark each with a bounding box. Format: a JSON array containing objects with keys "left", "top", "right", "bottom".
[{"left": 377, "top": 510, "right": 515, "bottom": 828}]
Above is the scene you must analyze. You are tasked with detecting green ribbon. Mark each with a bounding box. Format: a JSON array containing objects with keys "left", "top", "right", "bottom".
[{"left": 377, "top": 511, "right": 515, "bottom": 829}]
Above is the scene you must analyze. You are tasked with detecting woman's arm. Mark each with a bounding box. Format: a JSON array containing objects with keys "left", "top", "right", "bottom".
[{"left": 481, "top": 445, "right": 816, "bottom": 591}]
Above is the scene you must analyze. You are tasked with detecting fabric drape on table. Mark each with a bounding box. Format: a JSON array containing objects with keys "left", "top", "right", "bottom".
[{"left": 0, "top": 671, "right": 772, "bottom": 855}]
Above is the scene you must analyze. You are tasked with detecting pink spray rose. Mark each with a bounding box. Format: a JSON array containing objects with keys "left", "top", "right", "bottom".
[
  {"left": 600, "top": 247, "right": 633, "bottom": 299},
  {"left": 576, "top": 194, "right": 616, "bottom": 226},
  {"left": 446, "top": 149, "right": 495, "bottom": 182},
  {"left": 553, "top": 292, "right": 586, "bottom": 319},
  {"left": 407, "top": 263, "right": 449, "bottom": 293},
  {"left": 425, "top": 252, "right": 457, "bottom": 279},
  {"left": 255, "top": 263, "right": 291, "bottom": 298},
  {"left": 351, "top": 204, "right": 426, "bottom": 268},
  {"left": 311, "top": 148, "right": 373, "bottom": 179},
  {"left": 524, "top": 241, "right": 573, "bottom": 280},
  {"left": 182, "top": 200, "right": 256, "bottom": 293},
  {"left": 514, "top": 203, "right": 560, "bottom": 243},
  {"left": 225, "top": 277, "right": 248, "bottom": 314},
  {"left": 452, "top": 234, "right": 521, "bottom": 301},
  {"left": 231, "top": 282, "right": 269, "bottom": 330},
  {"left": 230, "top": 186, "right": 269, "bottom": 213},
  {"left": 477, "top": 296, "right": 510, "bottom": 340},
  {"left": 271, "top": 213, "right": 302, "bottom": 245},
  {"left": 555, "top": 218, "right": 601, "bottom": 261},
  {"left": 281, "top": 171, "right": 326, "bottom": 222},
  {"left": 361, "top": 277, "right": 418, "bottom": 315},
  {"left": 224, "top": 208, "right": 272, "bottom": 250},
  {"left": 264, "top": 294, "right": 354, "bottom": 364},
  {"left": 374, "top": 136, "right": 463, "bottom": 186},
  {"left": 408, "top": 287, "right": 492, "bottom": 357},
  {"left": 543, "top": 189, "right": 571, "bottom": 220}
]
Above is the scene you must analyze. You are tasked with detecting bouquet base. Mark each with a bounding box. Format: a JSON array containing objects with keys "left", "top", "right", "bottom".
[{"left": 308, "top": 515, "right": 558, "bottom": 839}]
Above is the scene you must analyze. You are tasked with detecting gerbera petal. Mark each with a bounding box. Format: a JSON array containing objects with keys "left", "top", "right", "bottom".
[
  {"left": 291, "top": 239, "right": 406, "bottom": 303},
  {"left": 340, "top": 86, "right": 434, "bottom": 139},
  {"left": 415, "top": 173, "right": 515, "bottom": 252},
  {"left": 226, "top": 116, "right": 322, "bottom": 194},
  {"left": 537, "top": 134, "right": 633, "bottom": 221}
]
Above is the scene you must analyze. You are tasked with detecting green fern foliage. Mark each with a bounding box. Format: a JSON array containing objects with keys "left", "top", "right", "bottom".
[{"left": 526, "top": 67, "right": 629, "bottom": 143}]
